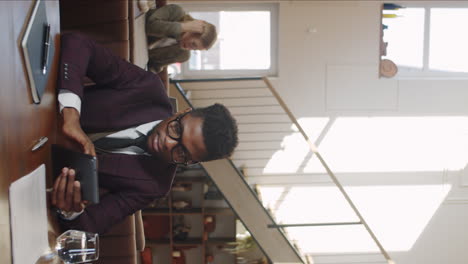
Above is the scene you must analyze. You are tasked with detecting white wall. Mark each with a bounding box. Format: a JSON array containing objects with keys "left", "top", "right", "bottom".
[
  {"left": 275, "top": 1, "right": 468, "bottom": 117},
  {"left": 273, "top": 1, "right": 468, "bottom": 264},
  {"left": 175, "top": 1, "right": 468, "bottom": 263}
]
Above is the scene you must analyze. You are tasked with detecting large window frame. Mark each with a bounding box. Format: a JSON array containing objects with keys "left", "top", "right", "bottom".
[
  {"left": 176, "top": 3, "right": 278, "bottom": 78},
  {"left": 382, "top": 1, "right": 468, "bottom": 79}
]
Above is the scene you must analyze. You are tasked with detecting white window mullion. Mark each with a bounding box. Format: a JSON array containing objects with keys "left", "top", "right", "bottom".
[
  {"left": 177, "top": 3, "right": 278, "bottom": 78},
  {"left": 422, "top": 6, "right": 431, "bottom": 71},
  {"left": 383, "top": 3, "right": 468, "bottom": 79}
]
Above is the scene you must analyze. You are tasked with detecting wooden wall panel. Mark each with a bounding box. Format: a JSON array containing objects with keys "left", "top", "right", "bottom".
[
  {"left": 237, "top": 132, "right": 288, "bottom": 142},
  {"left": 190, "top": 88, "right": 272, "bottom": 99},
  {"left": 225, "top": 105, "right": 284, "bottom": 115},
  {"left": 181, "top": 80, "right": 265, "bottom": 90},
  {"left": 236, "top": 141, "right": 282, "bottom": 151},
  {"left": 235, "top": 114, "right": 290, "bottom": 123},
  {"left": 191, "top": 97, "right": 277, "bottom": 107},
  {"left": 232, "top": 150, "right": 279, "bottom": 160},
  {"left": 177, "top": 79, "right": 304, "bottom": 185},
  {"left": 239, "top": 123, "right": 294, "bottom": 133}
]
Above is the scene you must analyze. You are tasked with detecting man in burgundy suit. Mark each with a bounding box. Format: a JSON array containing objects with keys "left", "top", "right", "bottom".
[{"left": 51, "top": 33, "right": 238, "bottom": 234}]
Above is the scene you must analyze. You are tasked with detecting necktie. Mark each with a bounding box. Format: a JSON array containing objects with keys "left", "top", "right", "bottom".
[{"left": 94, "top": 134, "right": 148, "bottom": 152}]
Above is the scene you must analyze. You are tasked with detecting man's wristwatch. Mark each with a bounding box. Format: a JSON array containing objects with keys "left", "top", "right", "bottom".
[{"left": 56, "top": 208, "right": 77, "bottom": 219}]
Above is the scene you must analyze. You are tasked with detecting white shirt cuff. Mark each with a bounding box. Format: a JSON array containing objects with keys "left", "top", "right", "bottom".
[{"left": 58, "top": 90, "right": 82, "bottom": 114}]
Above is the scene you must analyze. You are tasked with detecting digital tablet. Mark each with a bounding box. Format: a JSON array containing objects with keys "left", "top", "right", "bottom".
[
  {"left": 51, "top": 144, "right": 99, "bottom": 204},
  {"left": 21, "top": 0, "right": 53, "bottom": 104}
]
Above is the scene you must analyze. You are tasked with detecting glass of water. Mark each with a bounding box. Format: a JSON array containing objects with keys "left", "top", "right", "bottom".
[
  {"left": 39, "top": 230, "right": 99, "bottom": 263},
  {"left": 56, "top": 230, "right": 99, "bottom": 263}
]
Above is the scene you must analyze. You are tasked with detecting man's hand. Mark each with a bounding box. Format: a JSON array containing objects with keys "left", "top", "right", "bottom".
[
  {"left": 51, "top": 167, "right": 87, "bottom": 213},
  {"left": 181, "top": 20, "right": 204, "bottom": 34},
  {"left": 62, "top": 107, "right": 96, "bottom": 156}
]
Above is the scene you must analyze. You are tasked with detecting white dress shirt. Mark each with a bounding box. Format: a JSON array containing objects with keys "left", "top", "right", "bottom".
[
  {"left": 58, "top": 90, "right": 162, "bottom": 219},
  {"left": 97, "top": 120, "right": 161, "bottom": 155},
  {"left": 58, "top": 89, "right": 82, "bottom": 114},
  {"left": 58, "top": 89, "right": 161, "bottom": 154}
]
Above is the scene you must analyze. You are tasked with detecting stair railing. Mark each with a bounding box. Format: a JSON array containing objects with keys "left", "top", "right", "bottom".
[{"left": 170, "top": 76, "right": 395, "bottom": 264}]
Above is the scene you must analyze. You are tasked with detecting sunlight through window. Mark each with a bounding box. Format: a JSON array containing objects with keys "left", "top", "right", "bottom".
[
  {"left": 382, "top": 5, "right": 468, "bottom": 77},
  {"left": 303, "top": 116, "right": 468, "bottom": 173},
  {"left": 263, "top": 132, "right": 309, "bottom": 174},
  {"left": 219, "top": 11, "right": 271, "bottom": 70},
  {"left": 430, "top": 8, "right": 468, "bottom": 73},
  {"left": 263, "top": 118, "right": 329, "bottom": 174},
  {"left": 188, "top": 11, "right": 270, "bottom": 71},
  {"left": 259, "top": 184, "right": 451, "bottom": 253},
  {"left": 180, "top": 3, "right": 278, "bottom": 77},
  {"left": 257, "top": 186, "right": 285, "bottom": 211},
  {"left": 383, "top": 8, "right": 425, "bottom": 69}
]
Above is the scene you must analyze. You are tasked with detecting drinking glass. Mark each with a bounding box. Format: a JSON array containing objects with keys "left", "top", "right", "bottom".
[{"left": 39, "top": 230, "right": 99, "bottom": 263}]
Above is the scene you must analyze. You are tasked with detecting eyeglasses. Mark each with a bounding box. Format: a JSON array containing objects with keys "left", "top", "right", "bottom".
[{"left": 167, "top": 112, "right": 197, "bottom": 166}]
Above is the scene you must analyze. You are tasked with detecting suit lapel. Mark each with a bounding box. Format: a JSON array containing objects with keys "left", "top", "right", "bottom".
[{"left": 97, "top": 153, "right": 177, "bottom": 194}]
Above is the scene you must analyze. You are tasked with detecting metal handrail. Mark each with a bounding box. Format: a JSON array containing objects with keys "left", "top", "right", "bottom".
[
  {"left": 170, "top": 76, "right": 395, "bottom": 264},
  {"left": 171, "top": 79, "right": 306, "bottom": 264},
  {"left": 262, "top": 77, "right": 395, "bottom": 264}
]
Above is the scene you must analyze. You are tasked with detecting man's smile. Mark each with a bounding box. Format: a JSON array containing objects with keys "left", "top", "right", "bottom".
[{"left": 152, "top": 133, "right": 160, "bottom": 153}]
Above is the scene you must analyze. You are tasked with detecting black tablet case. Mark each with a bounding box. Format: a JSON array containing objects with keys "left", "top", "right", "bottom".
[
  {"left": 21, "top": 0, "right": 54, "bottom": 104},
  {"left": 51, "top": 145, "right": 99, "bottom": 204}
]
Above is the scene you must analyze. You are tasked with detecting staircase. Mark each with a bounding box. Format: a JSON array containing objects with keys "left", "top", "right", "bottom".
[
  {"left": 169, "top": 79, "right": 304, "bottom": 264},
  {"left": 169, "top": 77, "right": 395, "bottom": 264}
]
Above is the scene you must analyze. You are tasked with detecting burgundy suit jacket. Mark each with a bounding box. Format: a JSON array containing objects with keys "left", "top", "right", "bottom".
[{"left": 58, "top": 33, "right": 176, "bottom": 234}]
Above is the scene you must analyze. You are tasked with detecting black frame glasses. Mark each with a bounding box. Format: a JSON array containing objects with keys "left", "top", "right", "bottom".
[{"left": 166, "top": 112, "right": 197, "bottom": 166}]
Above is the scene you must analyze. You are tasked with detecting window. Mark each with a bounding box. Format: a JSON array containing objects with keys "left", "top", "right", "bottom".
[
  {"left": 382, "top": 2, "right": 468, "bottom": 78},
  {"left": 175, "top": 3, "right": 278, "bottom": 78},
  {"left": 258, "top": 184, "right": 451, "bottom": 254}
]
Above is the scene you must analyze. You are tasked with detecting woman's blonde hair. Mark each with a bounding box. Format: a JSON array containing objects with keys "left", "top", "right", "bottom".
[
  {"left": 181, "top": 15, "right": 217, "bottom": 50},
  {"left": 200, "top": 21, "right": 217, "bottom": 50}
]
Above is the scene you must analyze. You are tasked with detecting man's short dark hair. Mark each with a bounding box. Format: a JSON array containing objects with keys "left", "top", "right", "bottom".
[{"left": 191, "top": 103, "right": 238, "bottom": 162}]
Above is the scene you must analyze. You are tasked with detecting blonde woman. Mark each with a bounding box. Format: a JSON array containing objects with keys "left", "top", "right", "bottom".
[{"left": 146, "top": 4, "right": 217, "bottom": 73}]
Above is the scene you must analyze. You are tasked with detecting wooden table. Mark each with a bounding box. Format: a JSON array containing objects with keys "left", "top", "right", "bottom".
[{"left": 0, "top": 1, "right": 61, "bottom": 263}]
